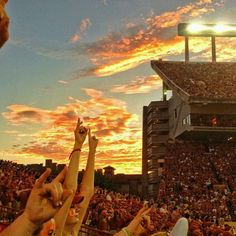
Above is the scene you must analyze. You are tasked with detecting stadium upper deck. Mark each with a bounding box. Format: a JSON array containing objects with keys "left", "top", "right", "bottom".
[{"left": 151, "top": 61, "right": 236, "bottom": 103}]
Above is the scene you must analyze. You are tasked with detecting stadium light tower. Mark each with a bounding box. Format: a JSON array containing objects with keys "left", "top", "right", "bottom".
[{"left": 178, "top": 23, "right": 236, "bottom": 62}]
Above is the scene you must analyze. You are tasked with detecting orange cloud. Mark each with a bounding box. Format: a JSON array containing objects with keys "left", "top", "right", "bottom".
[
  {"left": 74, "top": 0, "right": 223, "bottom": 77},
  {"left": 111, "top": 75, "right": 162, "bottom": 94},
  {"left": 2, "top": 90, "right": 142, "bottom": 174},
  {"left": 2, "top": 104, "right": 49, "bottom": 125}
]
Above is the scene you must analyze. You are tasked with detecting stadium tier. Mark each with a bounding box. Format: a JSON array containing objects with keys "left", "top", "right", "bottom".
[{"left": 151, "top": 61, "right": 236, "bottom": 102}]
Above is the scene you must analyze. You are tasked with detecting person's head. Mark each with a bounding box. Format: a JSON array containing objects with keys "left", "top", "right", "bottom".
[{"left": 0, "top": 0, "right": 9, "bottom": 48}]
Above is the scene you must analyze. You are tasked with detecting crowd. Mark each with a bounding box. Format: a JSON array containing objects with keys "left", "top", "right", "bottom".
[
  {"left": 1, "top": 134, "right": 236, "bottom": 236},
  {"left": 81, "top": 143, "right": 236, "bottom": 235},
  {"left": 154, "top": 61, "right": 236, "bottom": 100},
  {"left": 0, "top": 160, "right": 39, "bottom": 222},
  {"left": 1, "top": 2, "right": 236, "bottom": 235},
  {"left": 0, "top": 139, "right": 236, "bottom": 235},
  {"left": 158, "top": 141, "right": 236, "bottom": 235}
]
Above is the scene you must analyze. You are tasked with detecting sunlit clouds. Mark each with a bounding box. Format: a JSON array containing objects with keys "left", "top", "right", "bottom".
[
  {"left": 2, "top": 89, "right": 142, "bottom": 174},
  {"left": 76, "top": 0, "right": 223, "bottom": 77},
  {"left": 111, "top": 75, "right": 162, "bottom": 94}
]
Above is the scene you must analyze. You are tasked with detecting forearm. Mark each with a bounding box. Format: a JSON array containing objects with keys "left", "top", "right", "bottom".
[
  {"left": 64, "top": 145, "right": 81, "bottom": 191},
  {"left": 54, "top": 146, "right": 81, "bottom": 236},
  {"left": 71, "top": 151, "right": 95, "bottom": 236},
  {"left": 0, "top": 213, "right": 38, "bottom": 236},
  {"left": 81, "top": 150, "right": 95, "bottom": 188}
]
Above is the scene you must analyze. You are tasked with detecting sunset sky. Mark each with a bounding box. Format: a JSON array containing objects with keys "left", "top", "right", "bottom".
[{"left": 1, "top": 0, "right": 236, "bottom": 174}]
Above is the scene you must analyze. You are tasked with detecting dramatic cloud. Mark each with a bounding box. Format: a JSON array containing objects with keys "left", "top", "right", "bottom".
[
  {"left": 73, "top": 0, "right": 223, "bottom": 77},
  {"left": 111, "top": 75, "right": 162, "bottom": 94},
  {"left": 2, "top": 104, "right": 49, "bottom": 125},
  {"left": 2, "top": 90, "right": 142, "bottom": 174},
  {"left": 70, "top": 18, "right": 92, "bottom": 43}
]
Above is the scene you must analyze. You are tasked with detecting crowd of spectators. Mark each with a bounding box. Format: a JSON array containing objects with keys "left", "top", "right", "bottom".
[
  {"left": 158, "top": 141, "right": 236, "bottom": 235},
  {"left": 207, "top": 143, "right": 236, "bottom": 217},
  {"left": 153, "top": 61, "right": 236, "bottom": 100},
  {"left": 84, "top": 139, "right": 236, "bottom": 235},
  {"left": 0, "top": 160, "right": 38, "bottom": 222},
  {"left": 1, "top": 140, "right": 236, "bottom": 235}
]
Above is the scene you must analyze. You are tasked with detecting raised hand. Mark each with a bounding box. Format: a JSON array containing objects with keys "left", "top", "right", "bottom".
[
  {"left": 73, "top": 118, "right": 88, "bottom": 149},
  {"left": 66, "top": 129, "right": 98, "bottom": 236},
  {"left": 53, "top": 118, "right": 87, "bottom": 236},
  {"left": 88, "top": 128, "right": 98, "bottom": 153},
  {"left": 114, "top": 207, "right": 153, "bottom": 236},
  {"left": 23, "top": 167, "right": 70, "bottom": 226}
]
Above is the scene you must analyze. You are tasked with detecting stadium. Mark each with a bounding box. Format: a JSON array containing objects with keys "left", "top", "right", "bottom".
[{"left": 1, "top": 23, "right": 236, "bottom": 235}]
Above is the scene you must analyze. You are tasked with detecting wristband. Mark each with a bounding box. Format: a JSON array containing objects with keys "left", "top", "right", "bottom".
[
  {"left": 69, "top": 148, "right": 81, "bottom": 159},
  {"left": 121, "top": 227, "right": 133, "bottom": 236}
]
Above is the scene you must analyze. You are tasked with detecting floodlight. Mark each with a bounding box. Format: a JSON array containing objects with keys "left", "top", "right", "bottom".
[
  {"left": 187, "top": 24, "right": 209, "bottom": 33},
  {"left": 178, "top": 23, "right": 236, "bottom": 37}
]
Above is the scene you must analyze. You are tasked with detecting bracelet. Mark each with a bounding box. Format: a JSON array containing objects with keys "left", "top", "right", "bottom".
[
  {"left": 69, "top": 148, "right": 81, "bottom": 159},
  {"left": 121, "top": 227, "right": 133, "bottom": 236}
]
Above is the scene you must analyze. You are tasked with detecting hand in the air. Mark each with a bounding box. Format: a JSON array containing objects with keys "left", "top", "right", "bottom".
[
  {"left": 23, "top": 167, "right": 71, "bottom": 226},
  {"left": 74, "top": 118, "right": 88, "bottom": 149}
]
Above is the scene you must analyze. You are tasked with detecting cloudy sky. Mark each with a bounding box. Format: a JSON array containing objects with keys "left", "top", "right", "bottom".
[{"left": 1, "top": 0, "right": 236, "bottom": 174}]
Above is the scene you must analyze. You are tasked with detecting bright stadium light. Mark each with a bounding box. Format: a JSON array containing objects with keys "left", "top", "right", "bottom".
[
  {"left": 178, "top": 23, "right": 236, "bottom": 37},
  {"left": 187, "top": 24, "right": 209, "bottom": 33},
  {"left": 178, "top": 22, "right": 236, "bottom": 62}
]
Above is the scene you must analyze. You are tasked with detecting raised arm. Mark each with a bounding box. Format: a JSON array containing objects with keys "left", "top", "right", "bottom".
[
  {"left": 71, "top": 129, "right": 98, "bottom": 235},
  {"left": 54, "top": 118, "right": 88, "bottom": 236},
  {"left": 0, "top": 167, "right": 69, "bottom": 236},
  {"left": 61, "top": 128, "right": 98, "bottom": 236}
]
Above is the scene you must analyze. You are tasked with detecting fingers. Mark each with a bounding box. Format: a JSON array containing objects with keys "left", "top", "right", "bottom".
[
  {"left": 134, "top": 207, "right": 151, "bottom": 224},
  {"left": 79, "top": 126, "right": 87, "bottom": 134},
  {"left": 54, "top": 166, "right": 68, "bottom": 183},
  {"left": 138, "top": 207, "right": 151, "bottom": 216},
  {"left": 93, "top": 135, "right": 98, "bottom": 142},
  {"left": 42, "top": 181, "right": 64, "bottom": 207},
  {"left": 34, "top": 168, "right": 51, "bottom": 188},
  {"left": 88, "top": 128, "right": 91, "bottom": 138}
]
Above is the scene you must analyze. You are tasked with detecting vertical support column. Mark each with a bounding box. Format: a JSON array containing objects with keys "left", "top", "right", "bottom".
[
  {"left": 185, "top": 36, "right": 189, "bottom": 62},
  {"left": 211, "top": 36, "right": 216, "bottom": 62}
]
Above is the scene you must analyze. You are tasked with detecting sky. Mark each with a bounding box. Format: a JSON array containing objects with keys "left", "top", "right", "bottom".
[{"left": 1, "top": 0, "right": 236, "bottom": 174}]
